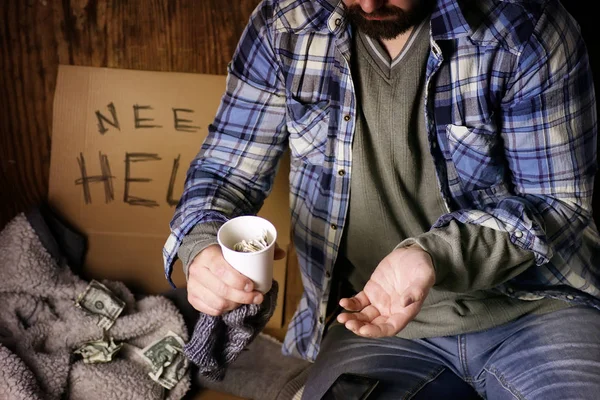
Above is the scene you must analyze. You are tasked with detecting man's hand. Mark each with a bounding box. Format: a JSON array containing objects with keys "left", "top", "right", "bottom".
[
  {"left": 187, "top": 243, "right": 286, "bottom": 316},
  {"left": 337, "top": 245, "right": 435, "bottom": 337}
]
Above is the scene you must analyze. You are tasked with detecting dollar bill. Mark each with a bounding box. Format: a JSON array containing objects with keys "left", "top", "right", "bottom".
[
  {"left": 74, "top": 337, "right": 123, "bottom": 364},
  {"left": 75, "top": 280, "right": 125, "bottom": 329},
  {"left": 139, "top": 331, "right": 189, "bottom": 390}
]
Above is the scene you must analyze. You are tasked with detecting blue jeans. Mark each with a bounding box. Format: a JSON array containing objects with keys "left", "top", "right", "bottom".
[{"left": 302, "top": 306, "right": 600, "bottom": 399}]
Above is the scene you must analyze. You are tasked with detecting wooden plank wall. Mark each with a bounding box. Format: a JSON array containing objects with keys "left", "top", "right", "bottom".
[{"left": 0, "top": 0, "right": 261, "bottom": 226}]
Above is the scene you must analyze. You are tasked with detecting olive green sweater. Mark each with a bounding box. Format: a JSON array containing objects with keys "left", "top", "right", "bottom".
[{"left": 339, "top": 23, "right": 568, "bottom": 339}]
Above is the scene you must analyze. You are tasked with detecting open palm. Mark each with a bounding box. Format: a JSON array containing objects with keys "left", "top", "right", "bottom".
[{"left": 337, "top": 246, "right": 436, "bottom": 337}]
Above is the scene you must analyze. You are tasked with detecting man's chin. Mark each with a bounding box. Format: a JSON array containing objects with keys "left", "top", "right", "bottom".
[
  {"left": 353, "top": 20, "right": 408, "bottom": 40},
  {"left": 346, "top": 1, "right": 433, "bottom": 40}
]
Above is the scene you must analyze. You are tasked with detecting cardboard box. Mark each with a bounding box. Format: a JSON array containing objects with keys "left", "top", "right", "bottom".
[{"left": 48, "top": 65, "right": 290, "bottom": 329}]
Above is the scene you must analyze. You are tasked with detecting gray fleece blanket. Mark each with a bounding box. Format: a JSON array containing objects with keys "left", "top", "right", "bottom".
[{"left": 0, "top": 213, "right": 191, "bottom": 400}]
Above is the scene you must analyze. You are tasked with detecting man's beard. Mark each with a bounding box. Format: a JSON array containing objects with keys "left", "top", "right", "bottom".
[{"left": 346, "top": 1, "right": 433, "bottom": 40}]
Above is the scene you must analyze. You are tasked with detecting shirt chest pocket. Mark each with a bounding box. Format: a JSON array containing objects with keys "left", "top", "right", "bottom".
[
  {"left": 445, "top": 124, "right": 505, "bottom": 192},
  {"left": 286, "top": 99, "right": 330, "bottom": 165}
]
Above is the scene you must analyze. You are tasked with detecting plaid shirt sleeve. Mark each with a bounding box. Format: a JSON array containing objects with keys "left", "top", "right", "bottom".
[
  {"left": 162, "top": 1, "right": 288, "bottom": 285},
  {"left": 437, "top": 7, "right": 597, "bottom": 274}
]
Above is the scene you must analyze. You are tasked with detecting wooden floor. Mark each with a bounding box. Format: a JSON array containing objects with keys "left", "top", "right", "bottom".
[{"left": 191, "top": 390, "right": 245, "bottom": 400}]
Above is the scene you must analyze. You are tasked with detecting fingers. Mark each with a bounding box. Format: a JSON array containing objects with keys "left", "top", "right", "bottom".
[
  {"left": 337, "top": 304, "right": 379, "bottom": 324},
  {"left": 186, "top": 245, "right": 262, "bottom": 316},
  {"left": 357, "top": 322, "right": 396, "bottom": 338},
  {"left": 356, "top": 314, "right": 403, "bottom": 337},
  {"left": 345, "top": 319, "right": 368, "bottom": 332},
  {"left": 196, "top": 265, "right": 261, "bottom": 305},
  {"left": 200, "top": 246, "right": 255, "bottom": 292},
  {"left": 188, "top": 273, "right": 262, "bottom": 315},
  {"left": 339, "top": 291, "right": 370, "bottom": 311},
  {"left": 191, "top": 281, "right": 251, "bottom": 315},
  {"left": 187, "top": 293, "right": 221, "bottom": 317},
  {"left": 398, "top": 285, "right": 427, "bottom": 308},
  {"left": 186, "top": 279, "right": 234, "bottom": 315},
  {"left": 337, "top": 292, "right": 379, "bottom": 334},
  {"left": 337, "top": 287, "right": 426, "bottom": 338},
  {"left": 367, "top": 307, "right": 419, "bottom": 337},
  {"left": 353, "top": 304, "right": 422, "bottom": 338},
  {"left": 338, "top": 305, "right": 380, "bottom": 333}
]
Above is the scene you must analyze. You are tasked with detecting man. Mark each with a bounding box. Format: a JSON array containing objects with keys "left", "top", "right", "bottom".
[{"left": 163, "top": 0, "right": 600, "bottom": 398}]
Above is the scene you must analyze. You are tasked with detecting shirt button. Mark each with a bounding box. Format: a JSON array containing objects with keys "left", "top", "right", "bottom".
[
  {"left": 331, "top": 224, "right": 338, "bottom": 230},
  {"left": 338, "top": 169, "right": 346, "bottom": 176},
  {"left": 566, "top": 294, "right": 575, "bottom": 300},
  {"left": 335, "top": 18, "right": 342, "bottom": 27},
  {"left": 507, "top": 287, "right": 515, "bottom": 294},
  {"left": 514, "top": 231, "right": 523, "bottom": 238},
  {"left": 344, "top": 115, "right": 351, "bottom": 121},
  {"left": 431, "top": 141, "right": 437, "bottom": 149},
  {"left": 319, "top": 316, "right": 325, "bottom": 324}
]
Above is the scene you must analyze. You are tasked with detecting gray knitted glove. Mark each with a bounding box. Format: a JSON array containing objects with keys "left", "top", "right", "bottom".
[{"left": 183, "top": 280, "right": 279, "bottom": 381}]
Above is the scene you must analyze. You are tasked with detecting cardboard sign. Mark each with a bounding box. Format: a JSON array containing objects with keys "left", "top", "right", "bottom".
[{"left": 48, "top": 65, "right": 290, "bottom": 328}]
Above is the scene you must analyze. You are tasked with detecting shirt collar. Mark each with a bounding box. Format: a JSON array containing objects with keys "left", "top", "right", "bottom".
[
  {"left": 430, "top": 0, "right": 472, "bottom": 40},
  {"left": 273, "top": 0, "right": 337, "bottom": 33}
]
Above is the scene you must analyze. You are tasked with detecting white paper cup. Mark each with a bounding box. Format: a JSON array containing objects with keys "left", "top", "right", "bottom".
[{"left": 217, "top": 216, "right": 277, "bottom": 294}]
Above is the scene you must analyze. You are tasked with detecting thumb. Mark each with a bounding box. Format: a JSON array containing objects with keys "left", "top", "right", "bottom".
[{"left": 398, "top": 285, "right": 429, "bottom": 308}]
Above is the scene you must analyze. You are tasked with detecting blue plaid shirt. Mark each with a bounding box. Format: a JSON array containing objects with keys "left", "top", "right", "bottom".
[{"left": 164, "top": 0, "right": 600, "bottom": 361}]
